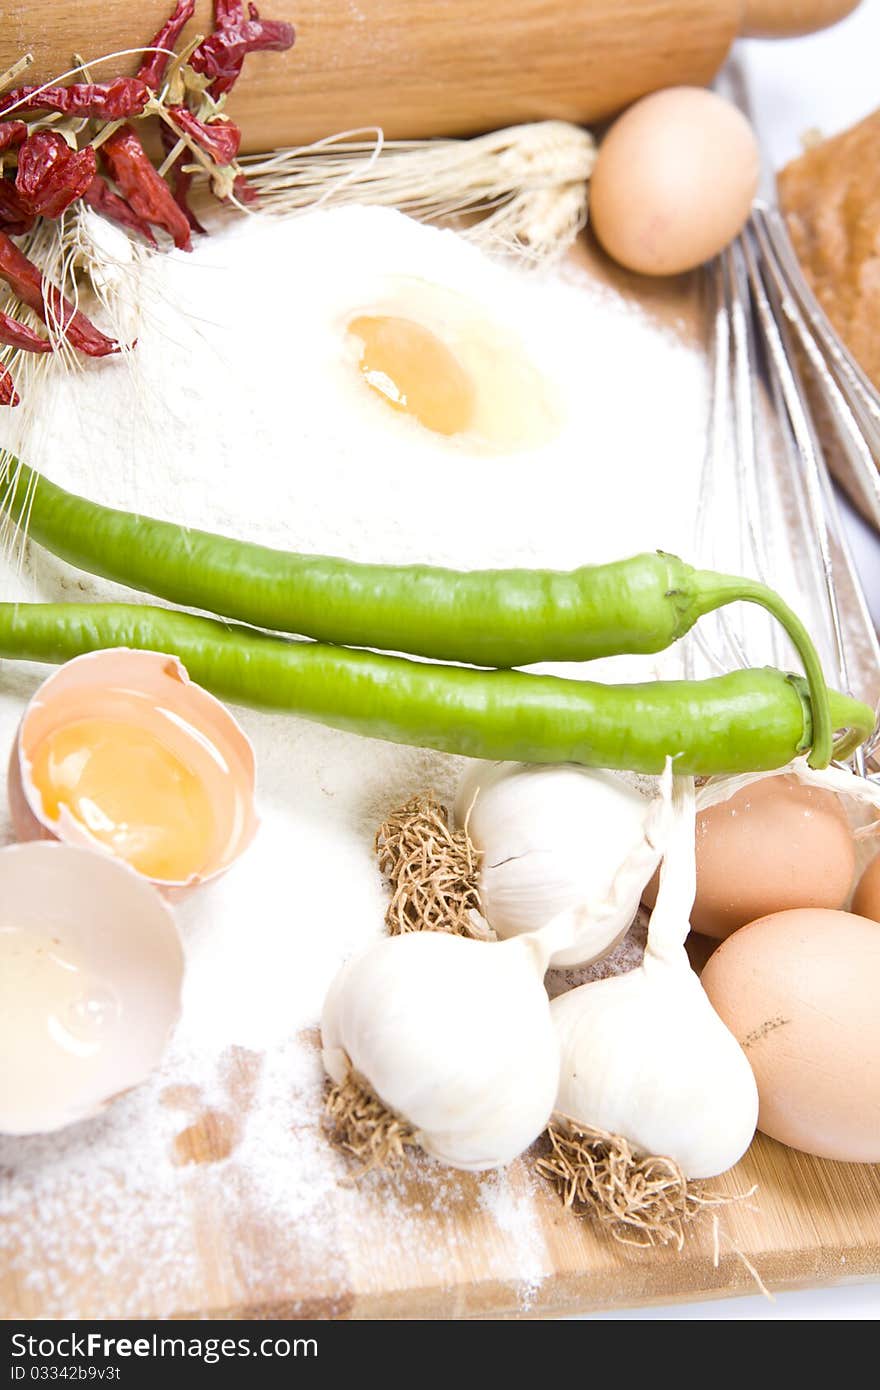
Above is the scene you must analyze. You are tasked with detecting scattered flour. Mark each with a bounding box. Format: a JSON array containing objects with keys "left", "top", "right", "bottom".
[
  {"left": 477, "top": 1169, "right": 550, "bottom": 1312},
  {"left": 0, "top": 206, "right": 709, "bottom": 1317}
]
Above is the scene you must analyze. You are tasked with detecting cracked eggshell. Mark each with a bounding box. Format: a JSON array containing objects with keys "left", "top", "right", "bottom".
[
  {"left": 0, "top": 842, "right": 184, "bottom": 1136},
  {"left": 9, "top": 648, "right": 259, "bottom": 894},
  {"left": 701, "top": 908, "right": 880, "bottom": 1162}
]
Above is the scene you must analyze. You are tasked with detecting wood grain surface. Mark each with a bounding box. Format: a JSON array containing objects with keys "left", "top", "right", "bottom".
[
  {"left": 1, "top": 1, "right": 741, "bottom": 150},
  {"left": 741, "top": 0, "right": 862, "bottom": 38},
  {"left": 3, "top": 1033, "right": 879, "bottom": 1321}
]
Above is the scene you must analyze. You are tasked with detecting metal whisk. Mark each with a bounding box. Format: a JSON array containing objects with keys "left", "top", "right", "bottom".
[{"left": 691, "top": 61, "right": 880, "bottom": 776}]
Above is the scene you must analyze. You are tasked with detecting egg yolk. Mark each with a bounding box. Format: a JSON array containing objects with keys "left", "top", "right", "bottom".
[
  {"left": 30, "top": 718, "right": 216, "bottom": 882},
  {"left": 348, "top": 314, "right": 476, "bottom": 436}
]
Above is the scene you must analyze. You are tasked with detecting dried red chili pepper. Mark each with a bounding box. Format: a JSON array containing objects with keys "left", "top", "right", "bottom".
[
  {"left": 0, "top": 364, "right": 20, "bottom": 407},
  {"left": 0, "top": 179, "right": 35, "bottom": 236},
  {"left": 0, "top": 309, "right": 52, "bottom": 353},
  {"left": 15, "top": 132, "right": 97, "bottom": 219},
  {"left": 0, "top": 121, "right": 27, "bottom": 152},
  {"left": 158, "top": 124, "right": 206, "bottom": 236},
  {"left": 167, "top": 106, "right": 242, "bottom": 165},
  {"left": 0, "top": 78, "right": 149, "bottom": 121},
  {"left": 83, "top": 174, "right": 157, "bottom": 247},
  {"left": 137, "top": 0, "right": 196, "bottom": 90},
  {"left": 190, "top": 2, "right": 295, "bottom": 99},
  {"left": 0, "top": 231, "right": 121, "bottom": 358},
  {"left": 102, "top": 125, "right": 192, "bottom": 251},
  {"left": 231, "top": 172, "right": 259, "bottom": 205},
  {"left": 171, "top": 163, "right": 207, "bottom": 233}
]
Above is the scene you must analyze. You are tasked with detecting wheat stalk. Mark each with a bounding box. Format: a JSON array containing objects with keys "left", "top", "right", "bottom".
[{"left": 240, "top": 121, "right": 596, "bottom": 264}]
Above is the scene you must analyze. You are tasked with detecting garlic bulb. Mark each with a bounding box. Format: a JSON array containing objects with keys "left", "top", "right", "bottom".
[
  {"left": 454, "top": 761, "right": 662, "bottom": 967},
  {"left": 551, "top": 775, "right": 758, "bottom": 1179},
  {"left": 322, "top": 915, "right": 572, "bottom": 1171}
]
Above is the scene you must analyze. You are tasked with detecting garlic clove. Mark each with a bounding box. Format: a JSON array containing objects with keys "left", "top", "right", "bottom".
[
  {"left": 321, "top": 927, "right": 562, "bottom": 1171},
  {"left": 550, "top": 772, "right": 759, "bottom": 1180},
  {"left": 551, "top": 958, "right": 759, "bottom": 1179},
  {"left": 455, "top": 761, "right": 661, "bottom": 967}
]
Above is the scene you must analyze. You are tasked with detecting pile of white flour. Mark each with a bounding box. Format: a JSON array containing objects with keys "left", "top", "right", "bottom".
[{"left": 0, "top": 207, "right": 708, "bottom": 1317}]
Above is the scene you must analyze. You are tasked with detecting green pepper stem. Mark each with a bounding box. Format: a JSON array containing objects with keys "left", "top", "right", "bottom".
[
  {"left": 691, "top": 572, "right": 834, "bottom": 769},
  {"left": 832, "top": 711, "right": 876, "bottom": 763}
]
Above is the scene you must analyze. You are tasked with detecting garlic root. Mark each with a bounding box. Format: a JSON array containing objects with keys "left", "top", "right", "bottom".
[
  {"left": 324, "top": 1071, "right": 417, "bottom": 1175},
  {"left": 375, "top": 793, "right": 490, "bottom": 939},
  {"left": 536, "top": 1120, "right": 736, "bottom": 1249}
]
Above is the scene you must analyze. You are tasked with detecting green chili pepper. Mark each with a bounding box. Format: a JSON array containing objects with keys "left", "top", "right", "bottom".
[
  {"left": 0, "top": 460, "right": 836, "bottom": 767},
  {"left": 0, "top": 602, "right": 870, "bottom": 776}
]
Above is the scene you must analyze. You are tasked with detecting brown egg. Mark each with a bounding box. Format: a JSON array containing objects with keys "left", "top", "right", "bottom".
[
  {"left": 852, "top": 850, "right": 880, "bottom": 920},
  {"left": 590, "top": 87, "right": 760, "bottom": 276},
  {"left": 643, "top": 774, "right": 855, "bottom": 938},
  {"left": 702, "top": 908, "right": 880, "bottom": 1162}
]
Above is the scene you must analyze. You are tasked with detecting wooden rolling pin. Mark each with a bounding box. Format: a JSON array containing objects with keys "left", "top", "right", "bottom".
[
  {"left": 0, "top": 2, "right": 861, "bottom": 154},
  {"left": 741, "top": 1, "right": 862, "bottom": 37}
]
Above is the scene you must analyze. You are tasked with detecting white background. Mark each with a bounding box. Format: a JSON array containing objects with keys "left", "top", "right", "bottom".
[{"left": 587, "top": 2, "right": 880, "bottom": 1321}]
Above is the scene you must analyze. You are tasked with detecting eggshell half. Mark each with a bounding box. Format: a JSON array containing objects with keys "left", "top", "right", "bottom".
[
  {"left": 9, "top": 649, "right": 259, "bottom": 893},
  {"left": 701, "top": 908, "right": 880, "bottom": 1162},
  {"left": 0, "top": 841, "right": 184, "bottom": 1135}
]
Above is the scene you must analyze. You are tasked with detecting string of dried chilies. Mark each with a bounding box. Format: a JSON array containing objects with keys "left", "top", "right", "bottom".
[{"left": 0, "top": 0, "right": 295, "bottom": 404}]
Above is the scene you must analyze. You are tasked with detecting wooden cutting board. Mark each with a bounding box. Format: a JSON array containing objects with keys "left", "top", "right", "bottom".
[
  {"left": 194, "top": 1112, "right": 880, "bottom": 1320},
  {"left": 2, "top": 1033, "right": 879, "bottom": 1320},
  {"left": 1, "top": 237, "right": 878, "bottom": 1323}
]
